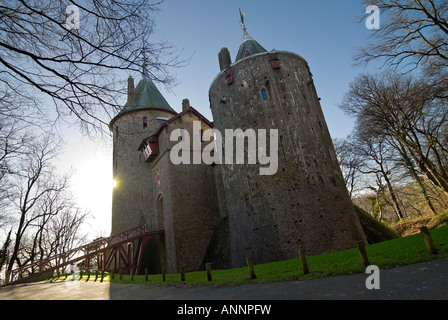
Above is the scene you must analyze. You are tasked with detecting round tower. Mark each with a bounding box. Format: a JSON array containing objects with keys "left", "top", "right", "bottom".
[
  {"left": 209, "top": 21, "right": 367, "bottom": 266},
  {"left": 109, "top": 71, "right": 177, "bottom": 235}
]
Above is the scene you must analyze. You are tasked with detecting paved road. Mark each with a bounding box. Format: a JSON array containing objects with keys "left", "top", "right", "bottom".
[{"left": 1, "top": 257, "right": 447, "bottom": 300}]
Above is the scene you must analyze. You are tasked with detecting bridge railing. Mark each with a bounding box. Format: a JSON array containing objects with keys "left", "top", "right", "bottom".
[{"left": 6, "top": 225, "right": 147, "bottom": 285}]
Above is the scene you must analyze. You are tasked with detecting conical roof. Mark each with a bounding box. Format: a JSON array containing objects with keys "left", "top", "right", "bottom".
[
  {"left": 235, "top": 28, "right": 267, "bottom": 62},
  {"left": 122, "top": 76, "right": 176, "bottom": 114},
  {"left": 110, "top": 72, "right": 177, "bottom": 129}
]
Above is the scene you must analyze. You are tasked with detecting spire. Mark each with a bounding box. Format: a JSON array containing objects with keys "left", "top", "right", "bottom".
[
  {"left": 235, "top": 10, "right": 267, "bottom": 62},
  {"left": 142, "top": 46, "right": 150, "bottom": 79},
  {"left": 239, "top": 8, "right": 246, "bottom": 32},
  {"left": 109, "top": 48, "right": 177, "bottom": 129}
]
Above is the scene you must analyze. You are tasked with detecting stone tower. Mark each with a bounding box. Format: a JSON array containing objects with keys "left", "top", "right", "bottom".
[
  {"left": 109, "top": 69, "right": 177, "bottom": 235},
  {"left": 209, "top": 20, "right": 367, "bottom": 267}
]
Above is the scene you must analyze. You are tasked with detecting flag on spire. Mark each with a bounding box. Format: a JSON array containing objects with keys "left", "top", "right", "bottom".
[
  {"left": 239, "top": 8, "right": 246, "bottom": 31},
  {"left": 235, "top": 10, "right": 267, "bottom": 62}
]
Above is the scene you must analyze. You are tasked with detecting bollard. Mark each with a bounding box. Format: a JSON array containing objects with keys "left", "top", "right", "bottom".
[
  {"left": 246, "top": 257, "right": 256, "bottom": 279},
  {"left": 420, "top": 226, "right": 437, "bottom": 254},
  {"left": 162, "top": 266, "right": 166, "bottom": 282},
  {"left": 357, "top": 240, "right": 370, "bottom": 266},
  {"left": 131, "top": 268, "right": 134, "bottom": 281},
  {"left": 180, "top": 266, "right": 185, "bottom": 281},
  {"left": 206, "top": 263, "right": 212, "bottom": 281},
  {"left": 5, "top": 271, "right": 10, "bottom": 285},
  {"left": 119, "top": 269, "right": 123, "bottom": 280},
  {"left": 145, "top": 268, "right": 149, "bottom": 282},
  {"left": 101, "top": 270, "right": 105, "bottom": 282},
  {"left": 299, "top": 249, "right": 310, "bottom": 275},
  {"left": 86, "top": 269, "right": 91, "bottom": 282}
]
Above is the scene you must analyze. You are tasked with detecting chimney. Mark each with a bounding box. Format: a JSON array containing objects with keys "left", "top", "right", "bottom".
[
  {"left": 127, "top": 76, "right": 135, "bottom": 105},
  {"left": 218, "top": 47, "right": 232, "bottom": 71},
  {"left": 182, "top": 98, "right": 191, "bottom": 111}
]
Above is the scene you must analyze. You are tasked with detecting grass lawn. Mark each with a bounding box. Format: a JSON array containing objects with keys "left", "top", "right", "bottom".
[{"left": 52, "top": 225, "right": 448, "bottom": 286}]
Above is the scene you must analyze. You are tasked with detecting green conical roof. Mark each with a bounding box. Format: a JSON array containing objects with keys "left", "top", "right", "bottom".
[
  {"left": 235, "top": 29, "right": 267, "bottom": 62},
  {"left": 109, "top": 73, "right": 177, "bottom": 130},
  {"left": 121, "top": 76, "right": 176, "bottom": 115}
]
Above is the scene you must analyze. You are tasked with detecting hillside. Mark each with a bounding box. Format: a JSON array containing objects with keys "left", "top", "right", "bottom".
[{"left": 389, "top": 212, "right": 448, "bottom": 237}]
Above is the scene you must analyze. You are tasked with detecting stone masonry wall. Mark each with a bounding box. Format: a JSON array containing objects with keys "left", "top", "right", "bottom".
[
  {"left": 209, "top": 51, "right": 367, "bottom": 267},
  {"left": 153, "top": 112, "right": 222, "bottom": 273},
  {"left": 110, "top": 109, "right": 175, "bottom": 235}
]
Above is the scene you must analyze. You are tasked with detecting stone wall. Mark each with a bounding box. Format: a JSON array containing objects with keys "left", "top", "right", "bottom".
[
  {"left": 110, "top": 109, "right": 176, "bottom": 235},
  {"left": 154, "top": 111, "right": 222, "bottom": 273},
  {"left": 209, "top": 51, "right": 367, "bottom": 267}
]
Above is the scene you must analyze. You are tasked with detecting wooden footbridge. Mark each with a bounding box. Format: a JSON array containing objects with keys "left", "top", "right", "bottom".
[{"left": 5, "top": 226, "right": 162, "bottom": 285}]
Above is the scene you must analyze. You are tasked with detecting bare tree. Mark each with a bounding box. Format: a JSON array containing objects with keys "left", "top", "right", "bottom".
[
  {"left": 0, "top": 231, "right": 11, "bottom": 277},
  {"left": 43, "top": 208, "right": 89, "bottom": 267},
  {"left": 367, "top": 174, "right": 388, "bottom": 221},
  {"left": 357, "top": 0, "right": 448, "bottom": 74},
  {"left": 393, "top": 139, "right": 439, "bottom": 215},
  {"left": 334, "top": 136, "right": 363, "bottom": 197},
  {"left": 359, "top": 135, "right": 407, "bottom": 220},
  {"left": 340, "top": 72, "right": 448, "bottom": 198},
  {"left": 0, "top": 0, "right": 186, "bottom": 135},
  {"left": 4, "top": 135, "right": 86, "bottom": 273},
  {"left": 0, "top": 119, "right": 31, "bottom": 229}
]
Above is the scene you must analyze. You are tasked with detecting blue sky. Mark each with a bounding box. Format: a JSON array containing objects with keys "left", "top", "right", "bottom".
[
  {"left": 61, "top": 0, "right": 382, "bottom": 237},
  {"left": 150, "top": 0, "right": 378, "bottom": 139}
]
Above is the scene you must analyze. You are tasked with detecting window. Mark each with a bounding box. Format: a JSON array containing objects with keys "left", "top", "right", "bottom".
[
  {"left": 143, "top": 142, "right": 152, "bottom": 159},
  {"left": 143, "top": 117, "right": 148, "bottom": 129},
  {"left": 261, "top": 89, "right": 268, "bottom": 100}
]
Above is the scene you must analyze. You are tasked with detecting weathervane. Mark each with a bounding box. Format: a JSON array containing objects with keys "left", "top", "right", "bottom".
[
  {"left": 239, "top": 8, "right": 246, "bottom": 31},
  {"left": 141, "top": 46, "right": 149, "bottom": 78}
]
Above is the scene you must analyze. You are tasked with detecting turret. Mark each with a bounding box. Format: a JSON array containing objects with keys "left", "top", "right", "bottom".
[
  {"left": 109, "top": 62, "right": 177, "bottom": 235},
  {"left": 209, "top": 12, "right": 367, "bottom": 267}
]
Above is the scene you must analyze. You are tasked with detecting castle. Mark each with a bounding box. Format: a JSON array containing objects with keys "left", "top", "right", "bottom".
[{"left": 109, "top": 20, "right": 367, "bottom": 274}]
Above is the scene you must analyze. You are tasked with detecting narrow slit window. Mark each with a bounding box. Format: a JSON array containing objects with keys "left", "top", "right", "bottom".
[
  {"left": 143, "top": 117, "right": 148, "bottom": 129},
  {"left": 261, "top": 89, "right": 268, "bottom": 100}
]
